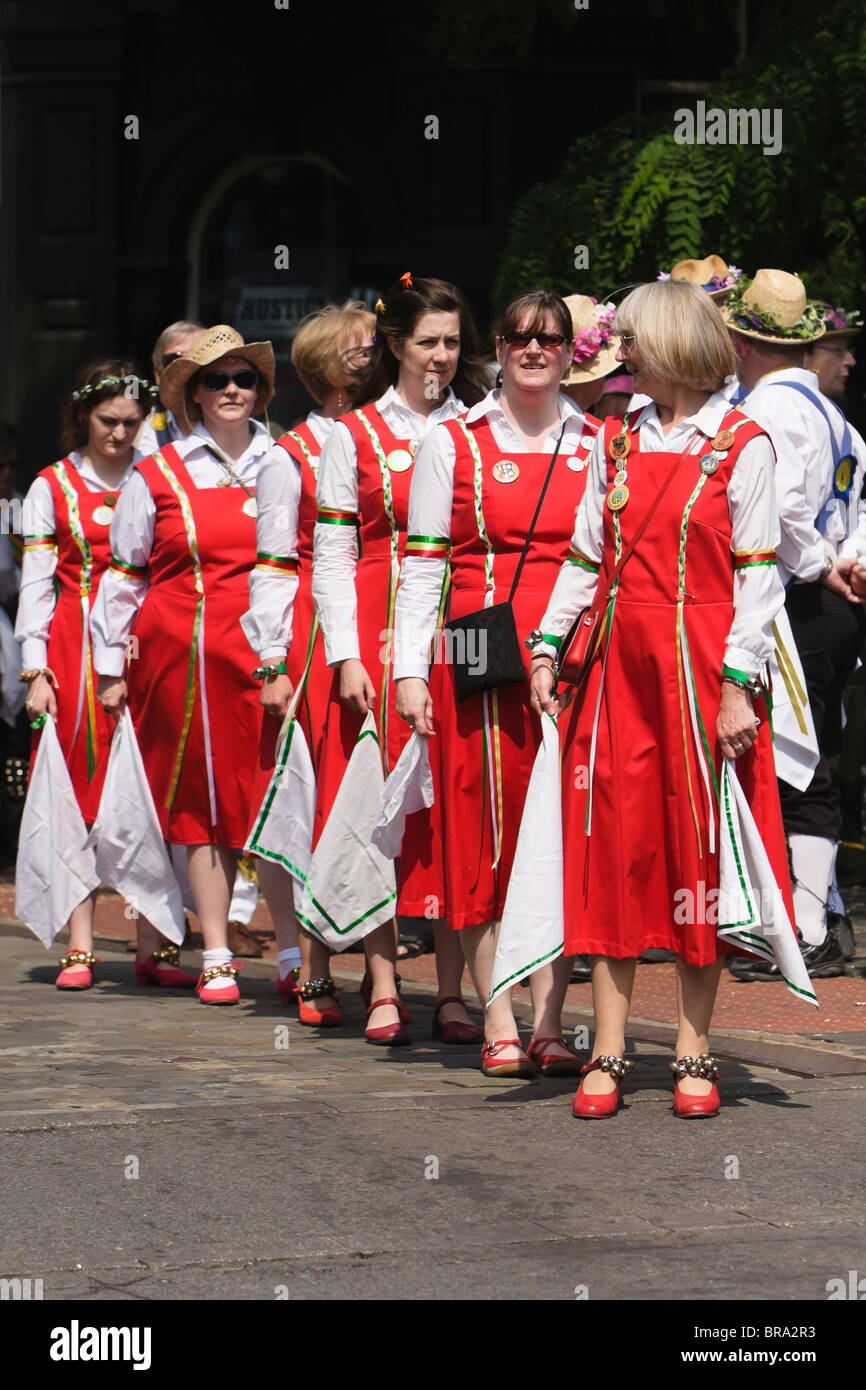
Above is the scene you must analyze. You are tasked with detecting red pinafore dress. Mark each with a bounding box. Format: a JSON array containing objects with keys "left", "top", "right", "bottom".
[
  {"left": 437, "top": 413, "right": 599, "bottom": 930},
  {"left": 247, "top": 421, "right": 331, "bottom": 841},
  {"left": 127, "top": 443, "right": 261, "bottom": 848},
  {"left": 313, "top": 404, "right": 445, "bottom": 916},
  {"left": 32, "top": 460, "right": 119, "bottom": 821},
  {"left": 560, "top": 412, "right": 795, "bottom": 964}
]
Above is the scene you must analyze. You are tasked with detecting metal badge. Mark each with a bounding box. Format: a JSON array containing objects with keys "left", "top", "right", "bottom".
[
  {"left": 711, "top": 428, "right": 735, "bottom": 451},
  {"left": 492, "top": 459, "right": 520, "bottom": 483},
  {"left": 242, "top": 496, "right": 258, "bottom": 518},
  {"left": 613, "top": 469, "right": 628, "bottom": 487},
  {"left": 92, "top": 506, "right": 115, "bottom": 526},
  {"left": 386, "top": 448, "right": 414, "bottom": 473},
  {"left": 606, "top": 485, "right": 630, "bottom": 512},
  {"left": 699, "top": 454, "right": 720, "bottom": 475},
  {"left": 609, "top": 433, "right": 630, "bottom": 461}
]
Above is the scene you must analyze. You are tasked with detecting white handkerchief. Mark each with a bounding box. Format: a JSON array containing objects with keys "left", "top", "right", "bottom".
[
  {"left": 245, "top": 716, "right": 316, "bottom": 885},
  {"left": 371, "top": 731, "right": 434, "bottom": 859}
]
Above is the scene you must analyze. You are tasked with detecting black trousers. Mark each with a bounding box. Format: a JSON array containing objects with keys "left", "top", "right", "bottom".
[{"left": 778, "top": 583, "right": 866, "bottom": 838}]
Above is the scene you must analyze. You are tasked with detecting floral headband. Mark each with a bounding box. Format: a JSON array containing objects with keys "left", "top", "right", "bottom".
[
  {"left": 657, "top": 266, "right": 743, "bottom": 292},
  {"left": 725, "top": 279, "right": 826, "bottom": 340},
  {"left": 823, "top": 306, "right": 863, "bottom": 332},
  {"left": 72, "top": 375, "right": 157, "bottom": 402},
  {"left": 572, "top": 301, "right": 617, "bottom": 365}
]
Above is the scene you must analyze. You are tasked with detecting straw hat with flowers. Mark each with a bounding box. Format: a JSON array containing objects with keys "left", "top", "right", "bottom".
[
  {"left": 159, "top": 325, "right": 276, "bottom": 425},
  {"left": 810, "top": 301, "right": 863, "bottom": 341},
  {"left": 562, "top": 295, "right": 620, "bottom": 386},
  {"left": 660, "top": 254, "right": 742, "bottom": 302},
  {"left": 721, "top": 270, "right": 826, "bottom": 345}
]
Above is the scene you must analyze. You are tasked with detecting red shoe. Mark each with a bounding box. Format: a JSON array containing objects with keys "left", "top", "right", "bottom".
[
  {"left": 480, "top": 1039, "right": 537, "bottom": 1078},
  {"left": 134, "top": 944, "right": 196, "bottom": 989},
  {"left": 432, "top": 995, "right": 483, "bottom": 1044},
  {"left": 527, "top": 1035, "right": 583, "bottom": 1076},
  {"left": 276, "top": 968, "right": 300, "bottom": 1005},
  {"left": 297, "top": 976, "right": 342, "bottom": 1027},
  {"left": 56, "top": 950, "right": 99, "bottom": 990},
  {"left": 671, "top": 1055, "right": 721, "bottom": 1117},
  {"left": 196, "top": 960, "right": 245, "bottom": 1005},
  {"left": 572, "top": 1055, "right": 634, "bottom": 1118},
  {"left": 361, "top": 970, "right": 411, "bottom": 1024},
  {"left": 365, "top": 997, "right": 410, "bottom": 1046}
]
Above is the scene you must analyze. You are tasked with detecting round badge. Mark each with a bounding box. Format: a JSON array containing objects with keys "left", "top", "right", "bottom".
[
  {"left": 103, "top": 493, "right": 117, "bottom": 508},
  {"left": 613, "top": 469, "right": 628, "bottom": 487},
  {"left": 386, "top": 449, "right": 414, "bottom": 473},
  {"left": 567, "top": 456, "right": 587, "bottom": 473},
  {"left": 609, "top": 433, "right": 630, "bottom": 461},
  {"left": 492, "top": 460, "right": 520, "bottom": 484},
  {"left": 92, "top": 506, "right": 115, "bottom": 526},
  {"left": 408, "top": 438, "right": 420, "bottom": 458},
  {"left": 580, "top": 434, "right": 597, "bottom": 450},
  {"left": 606, "top": 485, "right": 629, "bottom": 512},
  {"left": 242, "top": 496, "right": 258, "bottom": 518},
  {"left": 699, "top": 454, "right": 720, "bottom": 476},
  {"left": 712, "top": 428, "right": 735, "bottom": 451},
  {"left": 835, "top": 454, "right": 854, "bottom": 494}
]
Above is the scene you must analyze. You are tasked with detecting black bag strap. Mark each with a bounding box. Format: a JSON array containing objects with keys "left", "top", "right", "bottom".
[{"left": 507, "top": 421, "right": 568, "bottom": 604}]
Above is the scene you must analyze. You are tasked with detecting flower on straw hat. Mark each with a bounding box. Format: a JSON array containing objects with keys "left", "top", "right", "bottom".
[
  {"left": 562, "top": 295, "right": 620, "bottom": 385},
  {"left": 722, "top": 270, "right": 826, "bottom": 344},
  {"left": 659, "top": 255, "right": 742, "bottom": 299},
  {"left": 812, "top": 302, "right": 863, "bottom": 338}
]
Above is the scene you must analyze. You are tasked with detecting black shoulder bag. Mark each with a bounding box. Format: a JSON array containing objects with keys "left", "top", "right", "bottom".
[{"left": 445, "top": 423, "right": 567, "bottom": 702}]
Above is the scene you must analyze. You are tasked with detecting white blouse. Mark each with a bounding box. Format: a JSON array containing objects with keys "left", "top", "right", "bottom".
[
  {"left": 239, "top": 411, "right": 334, "bottom": 663},
  {"left": 533, "top": 391, "right": 785, "bottom": 678},
  {"left": 15, "top": 452, "right": 139, "bottom": 671},
  {"left": 311, "top": 385, "right": 465, "bottom": 667},
  {"left": 90, "top": 420, "right": 280, "bottom": 677},
  {"left": 393, "top": 389, "right": 594, "bottom": 681}
]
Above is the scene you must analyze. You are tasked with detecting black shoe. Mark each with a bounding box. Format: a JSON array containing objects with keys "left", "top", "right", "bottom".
[
  {"left": 827, "top": 911, "right": 856, "bottom": 961},
  {"left": 569, "top": 955, "right": 592, "bottom": 983},
  {"left": 729, "top": 930, "right": 847, "bottom": 982},
  {"left": 638, "top": 947, "right": 677, "bottom": 964}
]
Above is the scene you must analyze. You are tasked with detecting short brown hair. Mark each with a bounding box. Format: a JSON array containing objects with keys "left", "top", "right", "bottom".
[
  {"left": 59, "top": 358, "right": 149, "bottom": 453},
  {"left": 495, "top": 290, "right": 574, "bottom": 345},
  {"left": 616, "top": 281, "right": 734, "bottom": 392},
  {"left": 292, "top": 301, "right": 376, "bottom": 403}
]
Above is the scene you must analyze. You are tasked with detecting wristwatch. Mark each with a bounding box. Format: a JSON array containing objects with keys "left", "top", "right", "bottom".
[{"left": 820, "top": 554, "right": 834, "bottom": 583}]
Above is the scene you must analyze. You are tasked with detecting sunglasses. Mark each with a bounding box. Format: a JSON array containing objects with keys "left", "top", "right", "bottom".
[
  {"left": 341, "top": 344, "right": 376, "bottom": 366},
  {"left": 499, "top": 331, "right": 568, "bottom": 350},
  {"left": 619, "top": 334, "right": 636, "bottom": 350},
  {"left": 161, "top": 351, "right": 182, "bottom": 368},
  {"left": 198, "top": 369, "right": 259, "bottom": 392}
]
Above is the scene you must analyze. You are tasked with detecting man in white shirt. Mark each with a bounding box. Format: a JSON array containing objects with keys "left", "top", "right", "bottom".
[
  {"left": 724, "top": 270, "right": 865, "bottom": 980},
  {"left": 804, "top": 303, "right": 861, "bottom": 404}
]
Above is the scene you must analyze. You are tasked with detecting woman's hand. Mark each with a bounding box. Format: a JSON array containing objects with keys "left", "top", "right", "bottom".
[
  {"left": 717, "top": 683, "right": 759, "bottom": 760},
  {"left": 260, "top": 671, "right": 294, "bottom": 720},
  {"left": 395, "top": 676, "right": 434, "bottom": 736},
  {"left": 529, "top": 658, "right": 567, "bottom": 717},
  {"left": 337, "top": 657, "right": 376, "bottom": 715},
  {"left": 96, "top": 674, "right": 128, "bottom": 721},
  {"left": 25, "top": 674, "right": 57, "bottom": 724}
]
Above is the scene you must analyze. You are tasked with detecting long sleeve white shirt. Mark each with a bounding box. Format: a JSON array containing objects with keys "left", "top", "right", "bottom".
[
  {"left": 743, "top": 366, "right": 866, "bottom": 583},
  {"left": 15, "top": 454, "right": 139, "bottom": 670},
  {"left": 393, "top": 389, "right": 596, "bottom": 680},
  {"left": 239, "top": 411, "right": 333, "bottom": 663},
  {"left": 535, "top": 392, "right": 785, "bottom": 678},
  {"left": 312, "top": 385, "right": 465, "bottom": 666},
  {"left": 90, "top": 420, "right": 279, "bottom": 676}
]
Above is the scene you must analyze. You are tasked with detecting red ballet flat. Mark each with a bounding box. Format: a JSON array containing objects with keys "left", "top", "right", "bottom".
[
  {"left": 527, "top": 1035, "right": 583, "bottom": 1076},
  {"left": 480, "top": 1039, "right": 537, "bottom": 1078},
  {"left": 432, "top": 995, "right": 483, "bottom": 1044},
  {"left": 365, "top": 997, "right": 410, "bottom": 1046},
  {"left": 134, "top": 944, "right": 196, "bottom": 989},
  {"left": 56, "top": 950, "right": 99, "bottom": 991},
  {"left": 196, "top": 960, "right": 245, "bottom": 1006},
  {"left": 361, "top": 970, "right": 411, "bottom": 1024},
  {"left": 572, "top": 1055, "right": 634, "bottom": 1118},
  {"left": 275, "top": 968, "right": 300, "bottom": 1005},
  {"left": 671, "top": 1054, "right": 721, "bottom": 1117},
  {"left": 297, "top": 976, "right": 342, "bottom": 1027}
]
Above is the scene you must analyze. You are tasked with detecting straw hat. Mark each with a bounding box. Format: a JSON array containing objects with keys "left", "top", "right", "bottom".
[
  {"left": 810, "top": 300, "right": 863, "bottom": 341},
  {"left": 722, "top": 269, "right": 826, "bottom": 345},
  {"left": 667, "top": 254, "right": 740, "bottom": 301},
  {"left": 562, "top": 295, "right": 620, "bottom": 386},
  {"left": 159, "top": 325, "right": 276, "bottom": 421}
]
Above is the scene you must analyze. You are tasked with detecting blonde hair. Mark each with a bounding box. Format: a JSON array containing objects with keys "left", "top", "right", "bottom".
[
  {"left": 152, "top": 320, "right": 205, "bottom": 374},
  {"left": 616, "top": 281, "right": 734, "bottom": 392},
  {"left": 292, "top": 301, "right": 376, "bottom": 403}
]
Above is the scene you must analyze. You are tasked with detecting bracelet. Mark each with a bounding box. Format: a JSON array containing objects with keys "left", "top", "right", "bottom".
[
  {"left": 19, "top": 667, "right": 59, "bottom": 687},
  {"left": 524, "top": 628, "right": 563, "bottom": 653},
  {"left": 721, "top": 666, "right": 762, "bottom": 698},
  {"left": 252, "top": 661, "right": 288, "bottom": 681},
  {"left": 530, "top": 654, "right": 557, "bottom": 670},
  {"left": 820, "top": 554, "right": 834, "bottom": 583}
]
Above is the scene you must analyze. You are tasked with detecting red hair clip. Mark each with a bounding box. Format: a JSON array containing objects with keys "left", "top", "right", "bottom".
[{"left": 400, "top": 271, "right": 413, "bottom": 288}]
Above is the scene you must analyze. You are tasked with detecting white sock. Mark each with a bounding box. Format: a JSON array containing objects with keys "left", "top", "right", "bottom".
[
  {"left": 277, "top": 947, "right": 301, "bottom": 979},
  {"left": 202, "top": 946, "right": 236, "bottom": 991},
  {"left": 789, "top": 835, "right": 836, "bottom": 946}
]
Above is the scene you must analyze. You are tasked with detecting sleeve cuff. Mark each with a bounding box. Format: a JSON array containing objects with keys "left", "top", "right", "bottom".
[
  {"left": 723, "top": 647, "right": 763, "bottom": 679},
  {"left": 324, "top": 635, "right": 361, "bottom": 666},
  {"left": 260, "top": 646, "right": 288, "bottom": 664},
  {"left": 21, "top": 639, "right": 48, "bottom": 669},
  {"left": 92, "top": 647, "right": 127, "bottom": 678}
]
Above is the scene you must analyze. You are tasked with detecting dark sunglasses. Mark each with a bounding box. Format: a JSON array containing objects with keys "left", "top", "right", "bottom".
[
  {"left": 198, "top": 369, "right": 259, "bottom": 392},
  {"left": 161, "top": 351, "right": 182, "bottom": 368},
  {"left": 499, "top": 331, "right": 568, "bottom": 349}
]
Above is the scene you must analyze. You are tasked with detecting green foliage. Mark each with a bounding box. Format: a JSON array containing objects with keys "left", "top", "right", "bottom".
[{"left": 492, "top": 0, "right": 866, "bottom": 314}]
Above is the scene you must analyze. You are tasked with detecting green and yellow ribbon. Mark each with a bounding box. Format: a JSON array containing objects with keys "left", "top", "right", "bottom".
[{"left": 52, "top": 461, "right": 98, "bottom": 780}]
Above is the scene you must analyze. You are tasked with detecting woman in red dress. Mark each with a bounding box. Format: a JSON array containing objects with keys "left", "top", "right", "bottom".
[
  {"left": 93, "top": 327, "right": 279, "bottom": 1004},
  {"left": 531, "top": 280, "right": 799, "bottom": 1118},
  {"left": 394, "top": 291, "right": 601, "bottom": 1076},
  {"left": 16, "top": 361, "right": 194, "bottom": 988},
  {"left": 242, "top": 300, "right": 375, "bottom": 1019},
  {"left": 311, "top": 275, "right": 489, "bottom": 1042}
]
